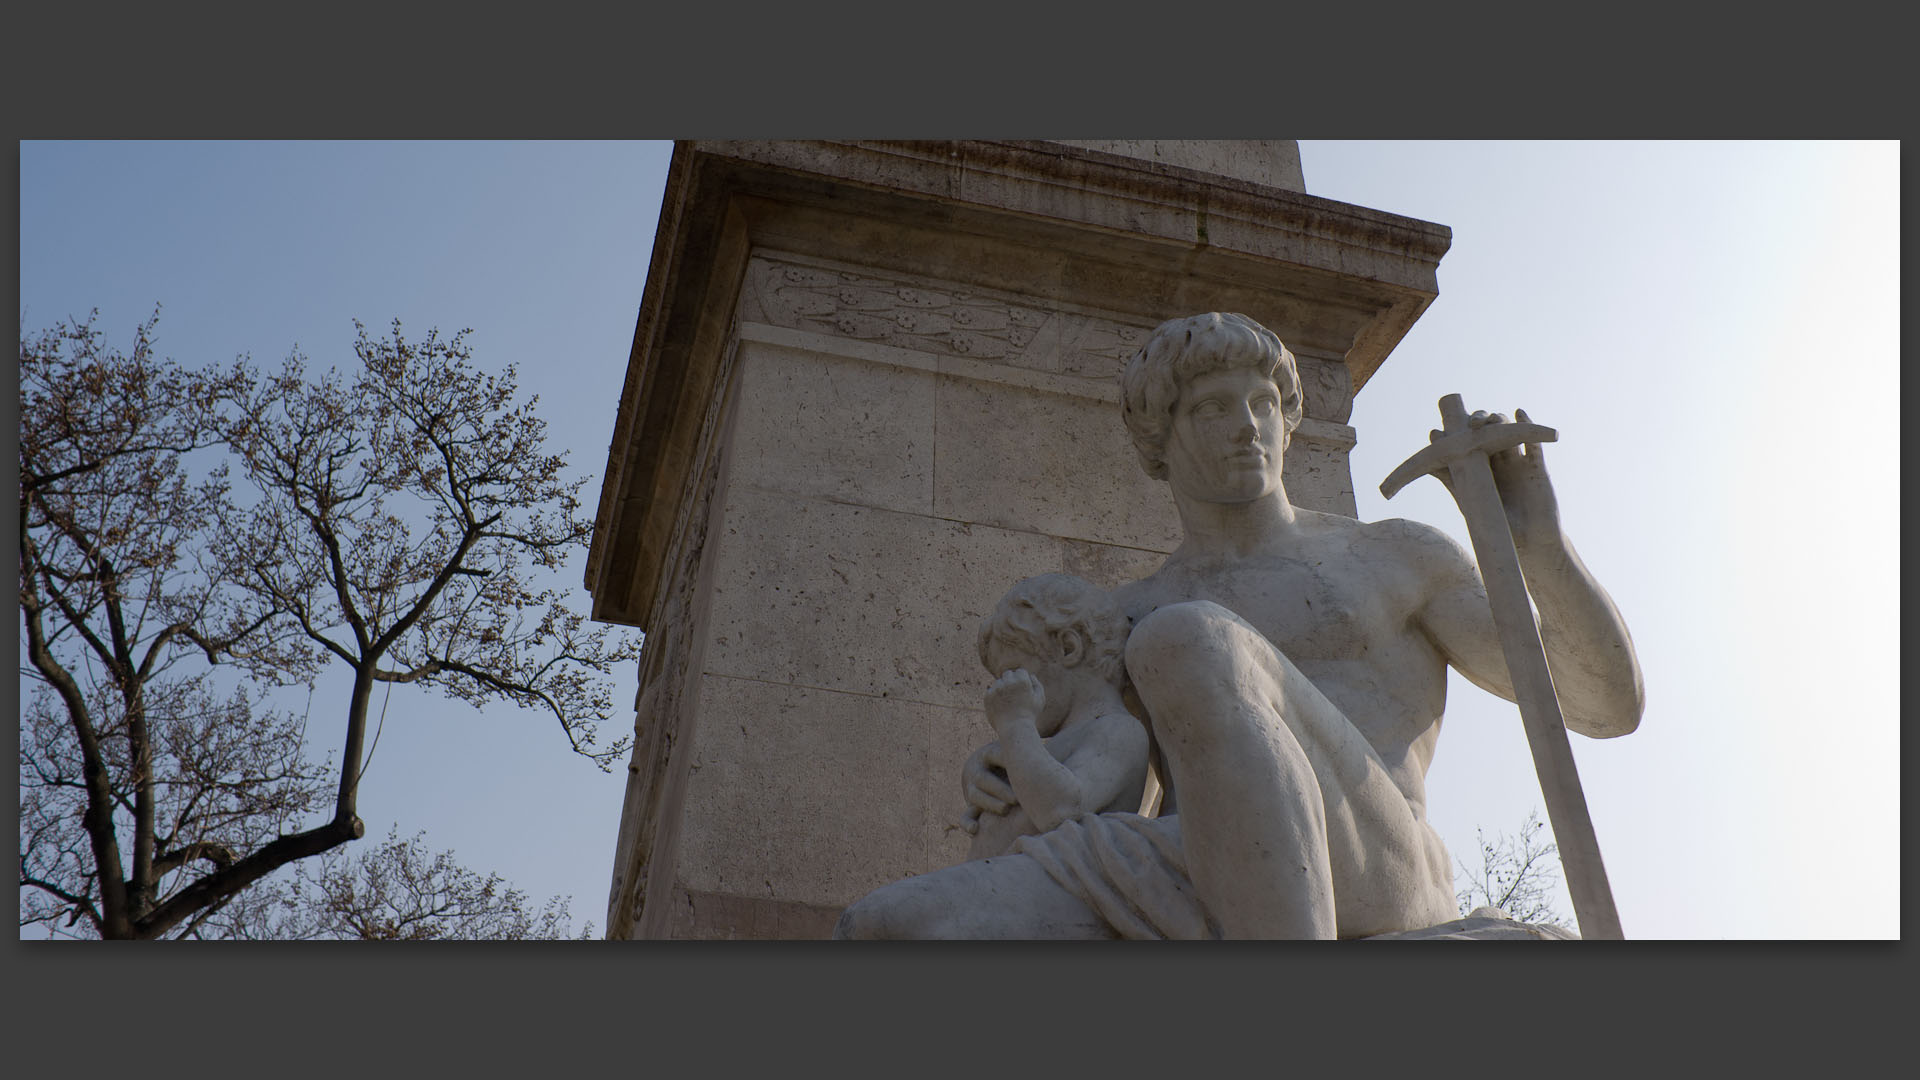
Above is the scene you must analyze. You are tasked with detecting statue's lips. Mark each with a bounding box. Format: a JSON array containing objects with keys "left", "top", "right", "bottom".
[{"left": 1224, "top": 450, "right": 1267, "bottom": 466}]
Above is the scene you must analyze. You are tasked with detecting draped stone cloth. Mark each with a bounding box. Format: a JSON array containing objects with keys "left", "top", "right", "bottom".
[
  {"left": 1012, "top": 812, "right": 1219, "bottom": 940},
  {"left": 1011, "top": 815, "right": 1579, "bottom": 940}
]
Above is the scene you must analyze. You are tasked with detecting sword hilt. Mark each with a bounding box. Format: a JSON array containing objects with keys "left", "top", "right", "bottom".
[{"left": 1379, "top": 393, "right": 1557, "bottom": 501}]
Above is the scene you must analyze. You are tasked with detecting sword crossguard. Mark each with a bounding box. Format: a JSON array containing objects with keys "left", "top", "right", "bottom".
[{"left": 1379, "top": 394, "right": 1557, "bottom": 501}]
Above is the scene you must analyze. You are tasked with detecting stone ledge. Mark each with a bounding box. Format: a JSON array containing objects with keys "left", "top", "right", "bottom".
[
  {"left": 1363, "top": 908, "right": 1581, "bottom": 941},
  {"left": 1049, "top": 140, "right": 1305, "bottom": 194}
]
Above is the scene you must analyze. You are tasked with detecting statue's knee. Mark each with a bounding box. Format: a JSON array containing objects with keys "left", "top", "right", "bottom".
[
  {"left": 1126, "top": 600, "right": 1236, "bottom": 676},
  {"left": 834, "top": 895, "right": 886, "bottom": 940},
  {"left": 834, "top": 883, "right": 946, "bottom": 940},
  {"left": 1127, "top": 600, "right": 1293, "bottom": 749},
  {"left": 1127, "top": 602, "right": 1257, "bottom": 707},
  {"left": 831, "top": 904, "right": 862, "bottom": 940}
]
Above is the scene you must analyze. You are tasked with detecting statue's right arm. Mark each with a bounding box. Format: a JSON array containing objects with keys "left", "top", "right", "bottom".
[{"left": 1403, "top": 517, "right": 1643, "bottom": 739}]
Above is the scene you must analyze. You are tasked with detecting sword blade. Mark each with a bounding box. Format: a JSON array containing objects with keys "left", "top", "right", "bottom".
[{"left": 1444, "top": 447, "right": 1625, "bottom": 941}]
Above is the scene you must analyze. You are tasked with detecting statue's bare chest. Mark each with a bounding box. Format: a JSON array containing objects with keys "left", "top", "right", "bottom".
[{"left": 1132, "top": 547, "right": 1390, "bottom": 664}]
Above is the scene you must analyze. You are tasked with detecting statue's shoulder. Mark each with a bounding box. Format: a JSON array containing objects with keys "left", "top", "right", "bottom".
[
  {"left": 1295, "top": 509, "right": 1433, "bottom": 552},
  {"left": 1349, "top": 514, "right": 1477, "bottom": 577},
  {"left": 1347, "top": 513, "right": 1456, "bottom": 548}
]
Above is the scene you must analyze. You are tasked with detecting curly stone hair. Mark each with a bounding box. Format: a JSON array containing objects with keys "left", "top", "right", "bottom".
[
  {"left": 1119, "top": 312, "right": 1303, "bottom": 480},
  {"left": 977, "top": 573, "right": 1130, "bottom": 686}
]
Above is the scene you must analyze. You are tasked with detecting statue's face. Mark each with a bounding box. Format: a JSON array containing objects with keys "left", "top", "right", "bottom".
[{"left": 1165, "top": 367, "right": 1286, "bottom": 503}]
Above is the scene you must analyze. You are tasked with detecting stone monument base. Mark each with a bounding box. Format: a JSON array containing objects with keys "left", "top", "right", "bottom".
[{"left": 1363, "top": 908, "right": 1580, "bottom": 941}]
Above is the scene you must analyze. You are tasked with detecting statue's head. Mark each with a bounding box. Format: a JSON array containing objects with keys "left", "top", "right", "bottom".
[
  {"left": 977, "top": 573, "right": 1130, "bottom": 690},
  {"left": 1119, "top": 312, "right": 1303, "bottom": 481}
]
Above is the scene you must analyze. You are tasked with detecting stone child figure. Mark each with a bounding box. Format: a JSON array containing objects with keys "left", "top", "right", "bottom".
[
  {"left": 836, "top": 312, "right": 1644, "bottom": 939},
  {"left": 960, "top": 573, "right": 1149, "bottom": 862}
]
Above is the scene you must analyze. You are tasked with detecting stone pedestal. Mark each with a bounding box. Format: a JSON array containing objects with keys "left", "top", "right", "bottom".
[{"left": 586, "top": 141, "right": 1450, "bottom": 938}]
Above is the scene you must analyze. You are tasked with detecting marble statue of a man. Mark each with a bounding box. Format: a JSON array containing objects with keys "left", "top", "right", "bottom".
[{"left": 835, "top": 312, "right": 1644, "bottom": 939}]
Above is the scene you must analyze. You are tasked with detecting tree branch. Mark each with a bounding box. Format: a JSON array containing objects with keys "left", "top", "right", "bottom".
[
  {"left": 371, "top": 662, "right": 445, "bottom": 684},
  {"left": 152, "top": 841, "right": 238, "bottom": 877},
  {"left": 133, "top": 818, "right": 362, "bottom": 940},
  {"left": 19, "top": 588, "right": 131, "bottom": 937},
  {"left": 369, "top": 519, "right": 491, "bottom": 657},
  {"left": 20, "top": 871, "right": 105, "bottom": 936}
]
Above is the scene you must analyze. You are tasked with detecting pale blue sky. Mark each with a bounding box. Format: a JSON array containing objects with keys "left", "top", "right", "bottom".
[{"left": 18, "top": 140, "right": 1898, "bottom": 938}]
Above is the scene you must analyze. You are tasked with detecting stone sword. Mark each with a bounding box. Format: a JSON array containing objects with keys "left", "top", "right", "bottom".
[{"left": 1380, "top": 394, "right": 1625, "bottom": 940}]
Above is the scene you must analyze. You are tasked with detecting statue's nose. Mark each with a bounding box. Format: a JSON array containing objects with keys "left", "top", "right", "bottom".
[{"left": 1233, "top": 406, "right": 1258, "bottom": 440}]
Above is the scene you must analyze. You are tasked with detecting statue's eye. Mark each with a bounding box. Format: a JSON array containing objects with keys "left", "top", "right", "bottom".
[
  {"left": 1192, "top": 399, "right": 1225, "bottom": 418},
  {"left": 1252, "top": 396, "right": 1277, "bottom": 416}
]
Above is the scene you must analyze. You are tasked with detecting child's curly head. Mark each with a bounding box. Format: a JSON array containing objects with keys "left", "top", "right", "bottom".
[{"left": 977, "top": 573, "right": 1129, "bottom": 686}]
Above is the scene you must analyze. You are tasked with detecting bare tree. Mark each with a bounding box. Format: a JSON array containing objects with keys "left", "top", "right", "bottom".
[
  {"left": 1454, "top": 809, "right": 1569, "bottom": 925},
  {"left": 19, "top": 311, "right": 635, "bottom": 940},
  {"left": 194, "top": 828, "right": 586, "bottom": 940}
]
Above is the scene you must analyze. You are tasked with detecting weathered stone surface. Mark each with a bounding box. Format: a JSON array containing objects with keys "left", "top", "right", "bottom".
[
  {"left": 1050, "top": 140, "right": 1306, "bottom": 193},
  {"left": 1284, "top": 420, "right": 1360, "bottom": 519},
  {"left": 1058, "top": 538, "right": 1171, "bottom": 594},
  {"left": 666, "top": 883, "right": 848, "bottom": 940},
  {"left": 727, "top": 337, "right": 935, "bottom": 516},
  {"left": 702, "top": 487, "right": 1067, "bottom": 711},
  {"left": 601, "top": 353, "right": 739, "bottom": 941},
  {"left": 746, "top": 254, "right": 1056, "bottom": 369},
  {"left": 675, "top": 675, "right": 981, "bottom": 904},
  {"left": 932, "top": 369, "right": 1185, "bottom": 553},
  {"left": 743, "top": 253, "right": 1158, "bottom": 387},
  {"left": 1295, "top": 353, "right": 1354, "bottom": 424}
]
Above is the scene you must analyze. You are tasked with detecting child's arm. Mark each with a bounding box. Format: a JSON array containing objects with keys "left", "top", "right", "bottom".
[
  {"left": 985, "top": 670, "right": 1148, "bottom": 832},
  {"left": 1063, "top": 715, "right": 1152, "bottom": 817},
  {"left": 964, "top": 804, "right": 1035, "bottom": 861}
]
